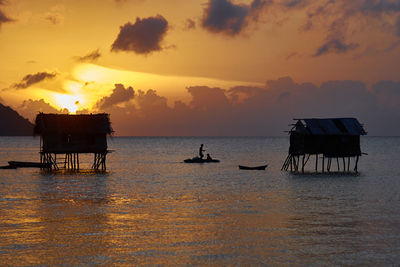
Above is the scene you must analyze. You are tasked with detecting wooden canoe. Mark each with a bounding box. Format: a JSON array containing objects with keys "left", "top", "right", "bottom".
[
  {"left": 8, "top": 161, "right": 52, "bottom": 169},
  {"left": 238, "top": 164, "right": 268, "bottom": 170}
]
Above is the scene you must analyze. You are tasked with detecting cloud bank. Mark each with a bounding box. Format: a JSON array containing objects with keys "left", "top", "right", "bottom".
[
  {"left": 13, "top": 77, "right": 400, "bottom": 136},
  {"left": 111, "top": 15, "right": 169, "bottom": 54},
  {"left": 85, "top": 77, "right": 400, "bottom": 136}
]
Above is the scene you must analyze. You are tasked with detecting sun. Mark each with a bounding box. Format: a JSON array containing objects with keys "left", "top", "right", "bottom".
[{"left": 54, "top": 94, "right": 81, "bottom": 113}]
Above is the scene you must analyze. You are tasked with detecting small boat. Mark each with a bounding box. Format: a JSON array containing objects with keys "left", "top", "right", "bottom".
[
  {"left": 239, "top": 164, "right": 268, "bottom": 170},
  {"left": 184, "top": 157, "right": 220, "bottom": 163},
  {"left": 8, "top": 161, "right": 51, "bottom": 169},
  {"left": 0, "top": 165, "right": 17, "bottom": 169}
]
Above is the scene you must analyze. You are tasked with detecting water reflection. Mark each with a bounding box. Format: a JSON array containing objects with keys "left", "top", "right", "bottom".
[
  {"left": 1, "top": 137, "right": 400, "bottom": 265},
  {"left": 36, "top": 172, "right": 110, "bottom": 265}
]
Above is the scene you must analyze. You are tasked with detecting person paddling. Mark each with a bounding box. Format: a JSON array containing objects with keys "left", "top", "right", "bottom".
[{"left": 199, "top": 144, "right": 205, "bottom": 159}]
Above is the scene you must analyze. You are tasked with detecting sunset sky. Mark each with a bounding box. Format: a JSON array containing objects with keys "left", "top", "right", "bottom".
[{"left": 1, "top": 0, "right": 399, "bottom": 135}]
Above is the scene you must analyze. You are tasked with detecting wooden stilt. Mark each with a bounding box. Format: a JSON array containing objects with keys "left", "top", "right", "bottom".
[
  {"left": 315, "top": 154, "right": 318, "bottom": 173},
  {"left": 342, "top": 157, "right": 346, "bottom": 172},
  {"left": 322, "top": 155, "right": 325, "bottom": 173},
  {"left": 337, "top": 157, "right": 340, "bottom": 171},
  {"left": 347, "top": 157, "right": 350, "bottom": 172},
  {"left": 297, "top": 156, "right": 300, "bottom": 172},
  {"left": 354, "top": 155, "right": 359, "bottom": 173},
  {"left": 327, "top": 158, "right": 331, "bottom": 172},
  {"left": 302, "top": 154, "right": 305, "bottom": 173}
]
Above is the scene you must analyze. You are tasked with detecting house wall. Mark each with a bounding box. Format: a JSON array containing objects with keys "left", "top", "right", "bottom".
[
  {"left": 42, "top": 133, "right": 107, "bottom": 153},
  {"left": 289, "top": 133, "right": 361, "bottom": 157}
]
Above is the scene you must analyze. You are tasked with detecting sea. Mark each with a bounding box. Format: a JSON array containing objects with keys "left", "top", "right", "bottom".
[{"left": 0, "top": 136, "right": 399, "bottom": 266}]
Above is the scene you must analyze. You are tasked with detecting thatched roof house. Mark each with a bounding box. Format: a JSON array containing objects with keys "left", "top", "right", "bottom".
[{"left": 34, "top": 113, "right": 113, "bottom": 154}]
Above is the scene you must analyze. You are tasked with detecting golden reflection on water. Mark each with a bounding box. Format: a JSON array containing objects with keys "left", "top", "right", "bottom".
[{"left": 0, "top": 171, "right": 293, "bottom": 265}]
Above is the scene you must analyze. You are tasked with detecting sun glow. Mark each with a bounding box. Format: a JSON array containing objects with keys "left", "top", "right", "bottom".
[{"left": 54, "top": 94, "right": 81, "bottom": 113}]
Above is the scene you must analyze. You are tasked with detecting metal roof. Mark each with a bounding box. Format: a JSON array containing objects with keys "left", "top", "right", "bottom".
[{"left": 297, "top": 118, "right": 366, "bottom": 135}]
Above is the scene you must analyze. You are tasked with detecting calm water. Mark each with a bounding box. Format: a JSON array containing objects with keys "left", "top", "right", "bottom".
[{"left": 0, "top": 136, "right": 399, "bottom": 265}]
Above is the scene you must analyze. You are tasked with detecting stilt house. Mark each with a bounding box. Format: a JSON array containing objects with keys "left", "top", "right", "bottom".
[
  {"left": 282, "top": 118, "right": 367, "bottom": 173},
  {"left": 34, "top": 113, "right": 113, "bottom": 171}
]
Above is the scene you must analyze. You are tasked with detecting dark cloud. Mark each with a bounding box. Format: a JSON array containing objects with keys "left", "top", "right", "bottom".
[
  {"left": 201, "top": 0, "right": 271, "bottom": 36},
  {"left": 277, "top": 0, "right": 400, "bottom": 56},
  {"left": 12, "top": 72, "right": 57, "bottom": 90},
  {"left": 75, "top": 49, "right": 102, "bottom": 62},
  {"left": 184, "top": 18, "right": 196, "bottom": 30},
  {"left": 281, "top": 0, "right": 306, "bottom": 8},
  {"left": 358, "top": 0, "right": 400, "bottom": 14},
  {"left": 0, "top": 9, "right": 13, "bottom": 27},
  {"left": 314, "top": 39, "right": 359, "bottom": 57},
  {"left": 111, "top": 15, "right": 169, "bottom": 54},
  {"left": 96, "top": 84, "right": 135, "bottom": 110},
  {"left": 0, "top": 0, "right": 14, "bottom": 28}
]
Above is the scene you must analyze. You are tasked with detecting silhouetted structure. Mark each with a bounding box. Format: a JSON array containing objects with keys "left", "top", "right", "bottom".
[
  {"left": 282, "top": 118, "right": 367, "bottom": 173},
  {"left": 34, "top": 113, "right": 113, "bottom": 171}
]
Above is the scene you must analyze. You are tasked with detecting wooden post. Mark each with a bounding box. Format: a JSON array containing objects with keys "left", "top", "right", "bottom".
[
  {"left": 337, "top": 157, "right": 340, "bottom": 171},
  {"left": 347, "top": 157, "right": 350, "bottom": 172},
  {"left": 290, "top": 155, "right": 293, "bottom": 172},
  {"left": 315, "top": 154, "right": 318, "bottom": 173},
  {"left": 77, "top": 153, "right": 80, "bottom": 170},
  {"left": 302, "top": 155, "right": 305, "bottom": 173},
  {"left": 342, "top": 157, "right": 346, "bottom": 172},
  {"left": 297, "top": 156, "right": 300, "bottom": 172},
  {"left": 327, "top": 158, "right": 331, "bottom": 172},
  {"left": 354, "top": 155, "right": 359, "bottom": 173},
  {"left": 103, "top": 153, "right": 107, "bottom": 171},
  {"left": 322, "top": 155, "right": 325, "bottom": 173}
]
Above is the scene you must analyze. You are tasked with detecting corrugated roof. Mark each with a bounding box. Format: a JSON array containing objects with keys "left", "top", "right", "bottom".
[
  {"left": 297, "top": 118, "right": 366, "bottom": 135},
  {"left": 340, "top": 118, "right": 367, "bottom": 135},
  {"left": 302, "top": 119, "right": 325, "bottom": 135}
]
